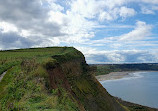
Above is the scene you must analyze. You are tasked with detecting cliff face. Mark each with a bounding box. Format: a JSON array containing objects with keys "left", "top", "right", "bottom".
[
  {"left": 0, "top": 47, "right": 126, "bottom": 111},
  {"left": 46, "top": 48, "right": 126, "bottom": 111}
]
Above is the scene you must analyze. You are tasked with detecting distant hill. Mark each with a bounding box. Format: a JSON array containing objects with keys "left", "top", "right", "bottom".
[{"left": 91, "top": 63, "right": 158, "bottom": 76}]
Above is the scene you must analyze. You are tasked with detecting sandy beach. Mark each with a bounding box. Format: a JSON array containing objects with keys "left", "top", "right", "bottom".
[
  {"left": 95, "top": 71, "right": 135, "bottom": 81},
  {"left": 96, "top": 71, "right": 158, "bottom": 81}
]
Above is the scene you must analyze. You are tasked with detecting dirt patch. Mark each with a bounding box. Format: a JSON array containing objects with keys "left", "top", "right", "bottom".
[{"left": 0, "top": 71, "right": 7, "bottom": 82}]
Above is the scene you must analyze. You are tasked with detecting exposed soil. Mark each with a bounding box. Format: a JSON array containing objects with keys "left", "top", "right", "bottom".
[{"left": 0, "top": 71, "right": 7, "bottom": 82}]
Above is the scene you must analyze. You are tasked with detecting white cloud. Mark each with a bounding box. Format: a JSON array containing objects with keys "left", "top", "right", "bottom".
[
  {"left": 0, "top": 0, "right": 140, "bottom": 49},
  {"left": 103, "top": 0, "right": 127, "bottom": 9},
  {"left": 0, "top": 0, "right": 158, "bottom": 63},
  {"left": 119, "top": 6, "right": 136, "bottom": 18},
  {"left": 141, "top": 0, "right": 158, "bottom": 4},
  {"left": 0, "top": 0, "right": 66, "bottom": 38},
  {"left": 106, "top": 52, "right": 125, "bottom": 62},
  {"left": 45, "top": 0, "right": 64, "bottom": 12},
  {"left": 70, "top": 0, "right": 135, "bottom": 22},
  {"left": 48, "top": 11, "right": 68, "bottom": 25},
  {"left": 152, "top": 6, "right": 158, "bottom": 10},
  {"left": 141, "top": 6, "right": 155, "bottom": 14},
  {"left": 88, "top": 21, "right": 153, "bottom": 45},
  {"left": 70, "top": 0, "right": 99, "bottom": 19},
  {"left": 84, "top": 21, "right": 156, "bottom": 53},
  {"left": 0, "top": 22, "right": 18, "bottom": 33},
  {"left": 20, "top": 30, "right": 31, "bottom": 37},
  {"left": 119, "top": 21, "right": 152, "bottom": 41},
  {"left": 77, "top": 47, "right": 158, "bottom": 64},
  {"left": 99, "top": 11, "right": 113, "bottom": 21}
]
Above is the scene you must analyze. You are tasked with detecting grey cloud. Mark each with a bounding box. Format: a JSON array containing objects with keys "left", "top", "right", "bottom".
[
  {"left": 86, "top": 51, "right": 158, "bottom": 64},
  {"left": 119, "top": 51, "right": 156, "bottom": 62},
  {"left": 0, "top": 0, "right": 45, "bottom": 22},
  {"left": 0, "top": 0, "right": 66, "bottom": 37},
  {"left": 0, "top": 30, "right": 61, "bottom": 50},
  {"left": 29, "top": 22, "right": 66, "bottom": 37},
  {"left": 0, "top": 32, "right": 34, "bottom": 49},
  {"left": 87, "top": 55, "right": 111, "bottom": 63}
]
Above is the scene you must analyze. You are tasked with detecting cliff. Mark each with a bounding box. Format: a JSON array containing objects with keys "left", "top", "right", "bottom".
[
  {"left": 46, "top": 48, "right": 126, "bottom": 111},
  {"left": 0, "top": 47, "right": 126, "bottom": 110}
]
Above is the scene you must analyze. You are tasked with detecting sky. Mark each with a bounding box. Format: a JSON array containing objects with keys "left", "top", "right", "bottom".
[{"left": 0, "top": 0, "right": 158, "bottom": 64}]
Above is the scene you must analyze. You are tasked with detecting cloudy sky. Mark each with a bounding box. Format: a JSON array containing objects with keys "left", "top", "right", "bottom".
[{"left": 0, "top": 0, "right": 158, "bottom": 64}]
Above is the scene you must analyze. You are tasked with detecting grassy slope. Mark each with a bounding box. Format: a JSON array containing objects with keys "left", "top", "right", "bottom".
[
  {"left": 0, "top": 47, "right": 155, "bottom": 111},
  {"left": 0, "top": 47, "right": 80, "bottom": 111},
  {"left": 93, "top": 64, "right": 158, "bottom": 76}
]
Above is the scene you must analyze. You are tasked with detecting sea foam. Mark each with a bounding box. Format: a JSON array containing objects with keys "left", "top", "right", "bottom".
[{"left": 100, "top": 72, "right": 146, "bottom": 84}]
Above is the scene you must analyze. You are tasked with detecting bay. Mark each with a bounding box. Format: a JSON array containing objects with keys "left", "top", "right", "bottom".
[{"left": 101, "top": 71, "right": 158, "bottom": 108}]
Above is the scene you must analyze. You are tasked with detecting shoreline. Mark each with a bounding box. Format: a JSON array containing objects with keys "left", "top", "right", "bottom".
[
  {"left": 95, "top": 71, "right": 157, "bottom": 81},
  {"left": 96, "top": 71, "right": 158, "bottom": 110}
]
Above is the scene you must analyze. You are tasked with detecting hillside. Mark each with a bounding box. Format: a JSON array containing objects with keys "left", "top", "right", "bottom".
[
  {"left": 92, "top": 64, "right": 158, "bottom": 76},
  {"left": 0, "top": 47, "right": 126, "bottom": 111},
  {"left": 0, "top": 47, "right": 157, "bottom": 111}
]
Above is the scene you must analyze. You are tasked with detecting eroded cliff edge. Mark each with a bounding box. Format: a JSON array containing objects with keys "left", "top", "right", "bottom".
[
  {"left": 0, "top": 47, "right": 126, "bottom": 111},
  {"left": 45, "top": 47, "right": 126, "bottom": 111}
]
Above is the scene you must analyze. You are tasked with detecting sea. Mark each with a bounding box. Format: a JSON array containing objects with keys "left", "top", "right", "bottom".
[{"left": 100, "top": 71, "right": 158, "bottom": 108}]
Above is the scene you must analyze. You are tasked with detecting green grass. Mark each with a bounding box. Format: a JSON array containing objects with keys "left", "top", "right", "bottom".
[
  {"left": 0, "top": 47, "right": 80, "bottom": 111},
  {"left": 96, "top": 65, "right": 122, "bottom": 75},
  {"left": 1, "top": 47, "right": 151, "bottom": 111},
  {"left": 94, "top": 64, "right": 158, "bottom": 76},
  {"left": 0, "top": 47, "right": 80, "bottom": 75}
]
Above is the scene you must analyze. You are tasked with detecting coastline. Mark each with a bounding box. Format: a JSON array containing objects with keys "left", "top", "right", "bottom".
[
  {"left": 95, "top": 71, "right": 135, "bottom": 81},
  {"left": 96, "top": 71, "right": 158, "bottom": 110},
  {"left": 95, "top": 71, "right": 158, "bottom": 81},
  {"left": 95, "top": 70, "right": 158, "bottom": 81}
]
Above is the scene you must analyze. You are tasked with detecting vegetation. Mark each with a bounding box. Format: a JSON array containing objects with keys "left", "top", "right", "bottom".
[
  {"left": 0, "top": 47, "right": 157, "bottom": 111},
  {"left": 92, "top": 64, "right": 158, "bottom": 76},
  {"left": 0, "top": 47, "right": 80, "bottom": 111}
]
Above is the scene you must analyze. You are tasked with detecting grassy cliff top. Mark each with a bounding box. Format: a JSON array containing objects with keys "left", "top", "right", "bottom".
[
  {"left": 0, "top": 47, "right": 84, "bottom": 111},
  {"left": 0, "top": 47, "right": 83, "bottom": 75},
  {"left": 0, "top": 47, "right": 156, "bottom": 111},
  {"left": 0, "top": 47, "right": 82, "bottom": 62}
]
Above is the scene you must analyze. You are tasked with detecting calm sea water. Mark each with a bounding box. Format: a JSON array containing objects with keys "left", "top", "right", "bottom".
[{"left": 101, "top": 71, "right": 158, "bottom": 108}]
